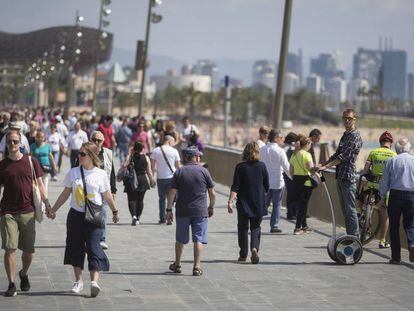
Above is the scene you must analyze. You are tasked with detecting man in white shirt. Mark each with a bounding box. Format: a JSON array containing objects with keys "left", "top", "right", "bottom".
[
  {"left": 259, "top": 129, "right": 291, "bottom": 233},
  {"left": 179, "top": 116, "right": 198, "bottom": 151},
  {"left": 151, "top": 135, "right": 181, "bottom": 224},
  {"left": 67, "top": 121, "right": 88, "bottom": 168}
]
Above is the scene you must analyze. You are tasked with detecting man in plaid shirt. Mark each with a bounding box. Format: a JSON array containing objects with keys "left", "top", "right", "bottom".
[{"left": 318, "top": 109, "right": 362, "bottom": 237}]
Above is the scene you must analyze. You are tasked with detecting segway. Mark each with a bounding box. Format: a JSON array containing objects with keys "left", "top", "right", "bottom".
[{"left": 320, "top": 172, "right": 363, "bottom": 265}]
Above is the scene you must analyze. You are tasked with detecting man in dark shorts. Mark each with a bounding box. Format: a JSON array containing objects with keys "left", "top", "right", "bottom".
[
  {"left": 0, "top": 130, "right": 52, "bottom": 297},
  {"left": 166, "top": 147, "right": 216, "bottom": 276}
]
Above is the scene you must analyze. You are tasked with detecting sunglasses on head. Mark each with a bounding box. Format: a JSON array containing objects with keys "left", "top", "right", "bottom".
[
  {"left": 92, "top": 138, "right": 103, "bottom": 143},
  {"left": 78, "top": 151, "right": 87, "bottom": 157},
  {"left": 6, "top": 140, "right": 20, "bottom": 145}
]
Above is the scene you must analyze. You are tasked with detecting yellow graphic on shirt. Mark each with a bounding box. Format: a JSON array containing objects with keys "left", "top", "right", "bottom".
[{"left": 74, "top": 186, "right": 96, "bottom": 208}]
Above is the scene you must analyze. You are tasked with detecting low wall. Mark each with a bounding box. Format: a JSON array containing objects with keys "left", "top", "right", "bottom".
[{"left": 204, "top": 145, "right": 407, "bottom": 249}]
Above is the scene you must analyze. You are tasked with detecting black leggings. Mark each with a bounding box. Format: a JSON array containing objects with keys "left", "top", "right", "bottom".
[
  {"left": 126, "top": 190, "right": 147, "bottom": 219},
  {"left": 295, "top": 186, "right": 313, "bottom": 229}
]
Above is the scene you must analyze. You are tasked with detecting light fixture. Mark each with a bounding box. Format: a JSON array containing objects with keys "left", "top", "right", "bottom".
[
  {"left": 103, "top": 8, "right": 111, "bottom": 16},
  {"left": 59, "top": 59, "right": 65, "bottom": 64},
  {"left": 152, "top": 0, "right": 162, "bottom": 7},
  {"left": 75, "top": 49, "right": 81, "bottom": 55},
  {"left": 42, "top": 60, "right": 47, "bottom": 65},
  {"left": 50, "top": 66, "right": 55, "bottom": 71},
  {"left": 102, "top": 20, "right": 110, "bottom": 27},
  {"left": 60, "top": 45, "right": 66, "bottom": 51},
  {"left": 77, "top": 31, "right": 83, "bottom": 37},
  {"left": 41, "top": 71, "right": 47, "bottom": 76},
  {"left": 151, "top": 13, "right": 162, "bottom": 23},
  {"left": 77, "top": 15, "right": 84, "bottom": 22},
  {"left": 101, "top": 32, "right": 108, "bottom": 39}
]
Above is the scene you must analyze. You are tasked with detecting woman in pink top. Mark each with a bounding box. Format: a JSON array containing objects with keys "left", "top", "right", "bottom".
[{"left": 130, "top": 122, "right": 149, "bottom": 154}]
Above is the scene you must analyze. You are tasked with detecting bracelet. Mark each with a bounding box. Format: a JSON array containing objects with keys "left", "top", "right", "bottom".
[
  {"left": 112, "top": 210, "right": 119, "bottom": 215},
  {"left": 166, "top": 209, "right": 173, "bottom": 212}
]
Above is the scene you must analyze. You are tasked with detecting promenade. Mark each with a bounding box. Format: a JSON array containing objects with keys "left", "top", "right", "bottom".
[{"left": 1, "top": 159, "right": 414, "bottom": 311}]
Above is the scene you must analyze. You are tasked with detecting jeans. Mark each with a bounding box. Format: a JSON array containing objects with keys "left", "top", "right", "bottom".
[
  {"left": 237, "top": 207, "right": 262, "bottom": 258},
  {"left": 267, "top": 188, "right": 284, "bottom": 229},
  {"left": 157, "top": 178, "right": 173, "bottom": 222},
  {"left": 100, "top": 202, "right": 109, "bottom": 242},
  {"left": 284, "top": 173, "right": 297, "bottom": 218},
  {"left": 118, "top": 142, "right": 129, "bottom": 163},
  {"left": 51, "top": 151, "right": 59, "bottom": 177},
  {"left": 388, "top": 190, "right": 414, "bottom": 261},
  {"left": 336, "top": 179, "right": 359, "bottom": 237},
  {"left": 70, "top": 150, "right": 79, "bottom": 168}
]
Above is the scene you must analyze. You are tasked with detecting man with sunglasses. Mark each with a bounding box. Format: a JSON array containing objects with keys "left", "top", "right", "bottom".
[
  {"left": 0, "top": 130, "right": 52, "bottom": 297},
  {"left": 90, "top": 131, "right": 116, "bottom": 250},
  {"left": 318, "top": 109, "right": 362, "bottom": 237}
]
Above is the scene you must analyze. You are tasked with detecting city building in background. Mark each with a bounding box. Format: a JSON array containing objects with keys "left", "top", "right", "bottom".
[
  {"left": 408, "top": 73, "right": 414, "bottom": 102},
  {"left": 285, "top": 72, "right": 300, "bottom": 94},
  {"left": 252, "top": 60, "right": 276, "bottom": 90},
  {"left": 306, "top": 74, "right": 322, "bottom": 94},
  {"left": 190, "top": 59, "right": 219, "bottom": 91},
  {"left": 287, "top": 50, "right": 303, "bottom": 85},
  {"left": 325, "top": 77, "right": 347, "bottom": 105},
  {"left": 150, "top": 69, "right": 211, "bottom": 93}
]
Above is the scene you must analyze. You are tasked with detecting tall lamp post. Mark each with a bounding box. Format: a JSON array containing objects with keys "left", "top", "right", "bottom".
[
  {"left": 92, "top": 0, "right": 111, "bottom": 112},
  {"left": 272, "top": 0, "right": 293, "bottom": 129},
  {"left": 138, "top": 0, "right": 162, "bottom": 116}
]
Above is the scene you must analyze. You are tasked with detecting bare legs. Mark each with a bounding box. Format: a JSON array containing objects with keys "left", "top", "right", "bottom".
[
  {"left": 4, "top": 250, "right": 33, "bottom": 283},
  {"left": 174, "top": 241, "right": 203, "bottom": 269}
]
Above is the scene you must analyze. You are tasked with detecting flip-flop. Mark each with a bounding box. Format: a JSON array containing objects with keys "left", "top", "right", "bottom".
[
  {"left": 169, "top": 262, "right": 182, "bottom": 273},
  {"left": 192, "top": 267, "right": 203, "bottom": 276}
]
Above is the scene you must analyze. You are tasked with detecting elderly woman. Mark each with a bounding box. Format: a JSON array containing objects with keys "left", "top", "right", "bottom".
[
  {"left": 227, "top": 142, "right": 269, "bottom": 264},
  {"left": 49, "top": 142, "right": 119, "bottom": 297}
]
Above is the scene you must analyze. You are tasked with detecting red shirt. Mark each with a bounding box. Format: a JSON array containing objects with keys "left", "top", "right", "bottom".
[
  {"left": 98, "top": 123, "right": 113, "bottom": 148},
  {"left": 0, "top": 155, "right": 44, "bottom": 215}
]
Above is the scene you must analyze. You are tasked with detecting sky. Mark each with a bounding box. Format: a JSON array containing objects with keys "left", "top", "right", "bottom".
[{"left": 1, "top": 0, "right": 413, "bottom": 71}]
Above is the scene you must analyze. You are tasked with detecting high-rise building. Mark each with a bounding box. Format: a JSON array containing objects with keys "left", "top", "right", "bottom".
[
  {"left": 252, "top": 60, "right": 276, "bottom": 91},
  {"left": 287, "top": 50, "right": 303, "bottom": 85},
  {"left": 306, "top": 74, "right": 322, "bottom": 94},
  {"left": 310, "top": 53, "right": 343, "bottom": 82},
  {"left": 408, "top": 73, "right": 414, "bottom": 102},
  {"left": 349, "top": 78, "right": 370, "bottom": 101},
  {"left": 381, "top": 50, "right": 407, "bottom": 101},
  {"left": 353, "top": 48, "right": 382, "bottom": 88},
  {"left": 325, "top": 77, "right": 347, "bottom": 103},
  {"left": 191, "top": 59, "right": 219, "bottom": 91},
  {"left": 285, "top": 72, "right": 300, "bottom": 94}
]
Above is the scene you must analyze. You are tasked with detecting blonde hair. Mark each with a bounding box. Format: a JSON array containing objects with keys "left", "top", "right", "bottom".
[
  {"left": 82, "top": 142, "right": 101, "bottom": 167},
  {"left": 242, "top": 142, "right": 260, "bottom": 162}
]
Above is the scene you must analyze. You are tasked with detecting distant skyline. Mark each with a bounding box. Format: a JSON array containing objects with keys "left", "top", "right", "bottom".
[{"left": 1, "top": 0, "right": 413, "bottom": 75}]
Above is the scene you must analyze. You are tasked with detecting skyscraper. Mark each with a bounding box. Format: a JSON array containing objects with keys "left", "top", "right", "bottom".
[
  {"left": 287, "top": 50, "right": 303, "bottom": 85},
  {"left": 306, "top": 74, "right": 322, "bottom": 94},
  {"left": 352, "top": 48, "right": 382, "bottom": 88},
  {"left": 408, "top": 73, "right": 414, "bottom": 102},
  {"left": 191, "top": 59, "right": 219, "bottom": 91},
  {"left": 252, "top": 60, "right": 276, "bottom": 91},
  {"left": 381, "top": 50, "right": 407, "bottom": 101}
]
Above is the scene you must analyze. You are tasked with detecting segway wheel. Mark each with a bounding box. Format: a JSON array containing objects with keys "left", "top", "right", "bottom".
[
  {"left": 327, "top": 240, "right": 338, "bottom": 263},
  {"left": 334, "top": 235, "right": 363, "bottom": 265}
]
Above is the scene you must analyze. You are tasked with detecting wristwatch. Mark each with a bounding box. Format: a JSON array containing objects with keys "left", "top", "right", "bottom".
[{"left": 166, "top": 208, "right": 172, "bottom": 212}]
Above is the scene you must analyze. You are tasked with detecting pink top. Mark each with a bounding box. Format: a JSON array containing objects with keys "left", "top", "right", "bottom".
[{"left": 131, "top": 131, "right": 149, "bottom": 154}]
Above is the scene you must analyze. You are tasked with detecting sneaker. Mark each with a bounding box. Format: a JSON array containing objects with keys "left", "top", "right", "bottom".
[
  {"left": 166, "top": 220, "right": 173, "bottom": 225},
  {"left": 71, "top": 281, "right": 84, "bottom": 294},
  {"left": 4, "top": 283, "right": 17, "bottom": 297},
  {"left": 19, "top": 270, "right": 30, "bottom": 291},
  {"left": 90, "top": 281, "right": 101, "bottom": 298},
  {"left": 52, "top": 176, "right": 58, "bottom": 181},
  {"left": 388, "top": 259, "right": 401, "bottom": 265},
  {"left": 251, "top": 248, "right": 259, "bottom": 264},
  {"left": 293, "top": 228, "right": 303, "bottom": 235},
  {"left": 302, "top": 226, "right": 313, "bottom": 233},
  {"left": 100, "top": 241, "right": 108, "bottom": 250},
  {"left": 270, "top": 227, "right": 282, "bottom": 233},
  {"left": 158, "top": 219, "right": 166, "bottom": 224},
  {"left": 379, "top": 241, "right": 390, "bottom": 249},
  {"left": 131, "top": 216, "right": 137, "bottom": 226}
]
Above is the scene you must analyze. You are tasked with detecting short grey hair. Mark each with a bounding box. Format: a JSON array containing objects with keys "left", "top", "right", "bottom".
[
  {"left": 164, "top": 135, "right": 175, "bottom": 144},
  {"left": 395, "top": 137, "right": 411, "bottom": 154},
  {"left": 90, "top": 130, "right": 104, "bottom": 139}
]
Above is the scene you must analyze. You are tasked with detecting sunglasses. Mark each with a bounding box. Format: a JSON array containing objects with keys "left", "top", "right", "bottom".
[
  {"left": 78, "top": 151, "right": 87, "bottom": 157},
  {"left": 342, "top": 116, "right": 356, "bottom": 121},
  {"left": 6, "top": 140, "right": 20, "bottom": 145},
  {"left": 92, "top": 138, "right": 103, "bottom": 143}
]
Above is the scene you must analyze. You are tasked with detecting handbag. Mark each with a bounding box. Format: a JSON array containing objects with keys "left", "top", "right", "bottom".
[
  {"left": 80, "top": 166, "right": 105, "bottom": 228},
  {"left": 123, "top": 156, "right": 140, "bottom": 191},
  {"left": 28, "top": 156, "right": 44, "bottom": 223},
  {"left": 292, "top": 152, "right": 320, "bottom": 189}
]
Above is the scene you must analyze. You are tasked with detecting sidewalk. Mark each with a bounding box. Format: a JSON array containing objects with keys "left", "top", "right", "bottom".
[{"left": 0, "top": 160, "right": 413, "bottom": 310}]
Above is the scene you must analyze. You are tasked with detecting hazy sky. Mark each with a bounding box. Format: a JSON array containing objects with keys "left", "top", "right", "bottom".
[{"left": 1, "top": 0, "right": 413, "bottom": 69}]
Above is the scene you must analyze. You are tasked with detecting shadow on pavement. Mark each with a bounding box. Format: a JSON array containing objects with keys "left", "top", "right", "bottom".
[{"left": 18, "top": 291, "right": 88, "bottom": 298}]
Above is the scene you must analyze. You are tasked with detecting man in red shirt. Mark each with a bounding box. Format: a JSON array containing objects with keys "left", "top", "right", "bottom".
[
  {"left": 98, "top": 116, "right": 116, "bottom": 150},
  {"left": 0, "top": 130, "right": 52, "bottom": 297}
]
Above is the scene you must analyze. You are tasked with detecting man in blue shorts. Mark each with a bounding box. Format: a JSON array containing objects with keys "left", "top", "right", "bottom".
[{"left": 167, "top": 147, "right": 216, "bottom": 276}]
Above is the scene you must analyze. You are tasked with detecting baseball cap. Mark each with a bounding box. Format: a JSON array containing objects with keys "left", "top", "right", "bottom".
[
  {"left": 183, "top": 146, "right": 203, "bottom": 157},
  {"left": 9, "top": 122, "right": 21, "bottom": 130},
  {"left": 55, "top": 115, "right": 62, "bottom": 122}
]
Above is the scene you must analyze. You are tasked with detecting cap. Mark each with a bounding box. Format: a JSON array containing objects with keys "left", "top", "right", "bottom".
[
  {"left": 9, "top": 122, "right": 21, "bottom": 130},
  {"left": 183, "top": 146, "right": 203, "bottom": 157},
  {"left": 55, "top": 115, "right": 62, "bottom": 122},
  {"left": 379, "top": 131, "right": 393, "bottom": 143}
]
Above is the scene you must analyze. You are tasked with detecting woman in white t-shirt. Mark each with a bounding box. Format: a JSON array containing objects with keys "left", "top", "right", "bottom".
[
  {"left": 49, "top": 142, "right": 119, "bottom": 298},
  {"left": 47, "top": 124, "right": 65, "bottom": 179}
]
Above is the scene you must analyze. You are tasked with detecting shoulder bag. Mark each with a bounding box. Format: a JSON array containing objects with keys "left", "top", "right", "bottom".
[
  {"left": 80, "top": 166, "right": 105, "bottom": 228},
  {"left": 28, "top": 156, "right": 44, "bottom": 223},
  {"left": 123, "top": 156, "right": 140, "bottom": 191},
  {"left": 292, "top": 153, "right": 320, "bottom": 189},
  {"left": 160, "top": 146, "right": 175, "bottom": 174}
]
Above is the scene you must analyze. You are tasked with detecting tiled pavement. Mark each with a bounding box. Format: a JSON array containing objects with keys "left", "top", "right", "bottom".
[{"left": 1, "top": 159, "right": 414, "bottom": 311}]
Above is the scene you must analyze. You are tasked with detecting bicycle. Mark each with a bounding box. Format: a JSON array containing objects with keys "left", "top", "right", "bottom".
[{"left": 356, "top": 175, "right": 382, "bottom": 245}]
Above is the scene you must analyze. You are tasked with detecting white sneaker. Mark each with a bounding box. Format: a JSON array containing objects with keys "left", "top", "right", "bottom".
[
  {"left": 52, "top": 176, "right": 58, "bottom": 181},
  {"left": 90, "top": 281, "right": 101, "bottom": 298},
  {"left": 100, "top": 241, "right": 108, "bottom": 250},
  {"left": 71, "top": 281, "right": 83, "bottom": 294}
]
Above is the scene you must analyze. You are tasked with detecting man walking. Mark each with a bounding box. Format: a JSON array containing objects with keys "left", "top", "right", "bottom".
[
  {"left": 259, "top": 129, "right": 291, "bottom": 233},
  {"left": 90, "top": 131, "right": 117, "bottom": 250},
  {"left": 167, "top": 147, "right": 216, "bottom": 276},
  {"left": 151, "top": 135, "right": 181, "bottom": 224},
  {"left": 116, "top": 117, "right": 132, "bottom": 163},
  {"left": 318, "top": 109, "right": 362, "bottom": 237},
  {"left": 380, "top": 138, "right": 414, "bottom": 264},
  {"left": 0, "top": 130, "right": 52, "bottom": 297},
  {"left": 67, "top": 121, "right": 88, "bottom": 168}
]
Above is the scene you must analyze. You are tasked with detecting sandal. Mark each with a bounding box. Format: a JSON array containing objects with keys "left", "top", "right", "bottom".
[
  {"left": 192, "top": 267, "right": 203, "bottom": 276},
  {"left": 169, "top": 262, "right": 182, "bottom": 273}
]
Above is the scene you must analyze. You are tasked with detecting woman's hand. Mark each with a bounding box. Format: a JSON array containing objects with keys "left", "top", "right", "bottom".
[
  {"left": 227, "top": 202, "right": 233, "bottom": 214},
  {"left": 112, "top": 210, "right": 119, "bottom": 223},
  {"left": 149, "top": 178, "right": 156, "bottom": 188}
]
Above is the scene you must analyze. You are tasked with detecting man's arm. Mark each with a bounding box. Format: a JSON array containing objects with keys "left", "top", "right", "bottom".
[
  {"left": 281, "top": 151, "right": 292, "bottom": 179},
  {"left": 166, "top": 188, "right": 177, "bottom": 223},
  {"left": 207, "top": 187, "right": 216, "bottom": 217}
]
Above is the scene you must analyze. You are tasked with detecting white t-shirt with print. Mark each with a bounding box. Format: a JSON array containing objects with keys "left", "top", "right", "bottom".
[
  {"left": 150, "top": 145, "right": 180, "bottom": 179},
  {"left": 63, "top": 166, "right": 110, "bottom": 212},
  {"left": 48, "top": 132, "right": 65, "bottom": 152}
]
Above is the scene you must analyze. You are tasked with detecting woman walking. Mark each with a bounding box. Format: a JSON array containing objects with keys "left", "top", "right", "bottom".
[
  {"left": 120, "top": 141, "right": 155, "bottom": 225},
  {"left": 47, "top": 123, "right": 65, "bottom": 180},
  {"left": 30, "top": 131, "right": 57, "bottom": 195},
  {"left": 289, "top": 135, "right": 316, "bottom": 235},
  {"left": 48, "top": 142, "right": 119, "bottom": 297},
  {"left": 227, "top": 142, "right": 269, "bottom": 264}
]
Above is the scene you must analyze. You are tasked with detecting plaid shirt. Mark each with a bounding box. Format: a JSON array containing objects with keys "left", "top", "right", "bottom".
[{"left": 328, "top": 128, "right": 362, "bottom": 181}]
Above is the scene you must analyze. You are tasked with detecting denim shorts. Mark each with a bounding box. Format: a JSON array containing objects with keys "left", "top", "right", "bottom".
[{"left": 176, "top": 217, "right": 208, "bottom": 244}]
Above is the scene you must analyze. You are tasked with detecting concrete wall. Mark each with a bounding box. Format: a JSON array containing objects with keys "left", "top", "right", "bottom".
[{"left": 204, "top": 145, "right": 407, "bottom": 248}]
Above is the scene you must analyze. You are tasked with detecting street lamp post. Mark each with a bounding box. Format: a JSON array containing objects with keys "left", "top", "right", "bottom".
[
  {"left": 272, "top": 0, "right": 293, "bottom": 129},
  {"left": 138, "top": 0, "right": 162, "bottom": 117}
]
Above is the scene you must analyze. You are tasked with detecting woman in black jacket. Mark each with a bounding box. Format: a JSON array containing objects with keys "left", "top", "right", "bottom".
[{"left": 227, "top": 142, "right": 269, "bottom": 264}]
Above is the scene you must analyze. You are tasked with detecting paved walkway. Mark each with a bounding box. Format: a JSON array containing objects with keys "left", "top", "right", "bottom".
[{"left": 1, "top": 159, "right": 414, "bottom": 311}]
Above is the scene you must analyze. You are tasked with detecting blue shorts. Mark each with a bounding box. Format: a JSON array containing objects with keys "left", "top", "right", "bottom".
[{"left": 176, "top": 217, "right": 208, "bottom": 244}]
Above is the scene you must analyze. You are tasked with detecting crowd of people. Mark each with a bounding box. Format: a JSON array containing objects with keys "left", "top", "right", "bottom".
[{"left": 0, "top": 106, "right": 413, "bottom": 299}]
